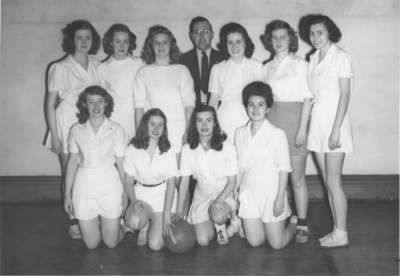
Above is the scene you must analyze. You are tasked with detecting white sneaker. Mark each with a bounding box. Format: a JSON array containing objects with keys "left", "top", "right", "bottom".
[
  {"left": 318, "top": 226, "right": 337, "bottom": 243},
  {"left": 68, "top": 224, "right": 82, "bottom": 240},
  {"left": 320, "top": 229, "right": 349, "bottom": 248},
  {"left": 215, "top": 224, "right": 229, "bottom": 245}
]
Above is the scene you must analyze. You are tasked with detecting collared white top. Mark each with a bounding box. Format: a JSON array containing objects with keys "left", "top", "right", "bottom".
[
  {"left": 97, "top": 56, "right": 144, "bottom": 107},
  {"left": 133, "top": 64, "right": 195, "bottom": 122},
  {"left": 263, "top": 54, "right": 313, "bottom": 102},
  {"left": 48, "top": 55, "right": 102, "bottom": 106},
  {"left": 209, "top": 57, "right": 263, "bottom": 104},
  {"left": 68, "top": 118, "right": 126, "bottom": 169},
  {"left": 235, "top": 119, "right": 292, "bottom": 175},
  {"left": 123, "top": 145, "right": 178, "bottom": 184},
  {"left": 308, "top": 44, "right": 353, "bottom": 100},
  {"left": 180, "top": 141, "right": 237, "bottom": 191}
]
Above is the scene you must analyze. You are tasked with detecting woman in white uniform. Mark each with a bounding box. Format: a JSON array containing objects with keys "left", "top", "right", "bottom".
[
  {"left": 64, "top": 86, "right": 126, "bottom": 249},
  {"left": 176, "top": 105, "right": 240, "bottom": 246},
  {"left": 45, "top": 20, "right": 102, "bottom": 239},
  {"left": 306, "top": 15, "right": 354, "bottom": 248},
  {"left": 133, "top": 25, "right": 195, "bottom": 156},
  {"left": 209, "top": 22, "right": 263, "bottom": 143},
  {"left": 235, "top": 81, "right": 296, "bottom": 249},
  {"left": 261, "top": 20, "right": 313, "bottom": 243},
  {"left": 98, "top": 24, "right": 143, "bottom": 141},
  {"left": 123, "top": 108, "right": 178, "bottom": 251}
]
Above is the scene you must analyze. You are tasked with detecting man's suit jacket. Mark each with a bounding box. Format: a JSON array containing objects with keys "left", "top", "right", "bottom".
[{"left": 180, "top": 48, "right": 224, "bottom": 106}]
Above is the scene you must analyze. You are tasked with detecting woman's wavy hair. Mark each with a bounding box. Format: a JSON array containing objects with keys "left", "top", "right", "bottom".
[
  {"left": 61, "top": 20, "right": 100, "bottom": 55},
  {"left": 76, "top": 85, "right": 114, "bottom": 123},
  {"left": 102, "top": 23, "right": 137, "bottom": 57},
  {"left": 242, "top": 81, "right": 274, "bottom": 108},
  {"left": 187, "top": 104, "right": 226, "bottom": 151},
  {"left": 217, "top": 22, "right": 255, "bottom": 60},
  {"left": 260, "top": 20, "right": 298, "bottom": 64},
  {"left": 140, "top": 25, "right": 181, "bottom": 65},
  {"left": 306, "top": 14, "right": 342, "bottom": 44},
  {"left": 129, "top": 108, "right": 171, "bottom": 153}
]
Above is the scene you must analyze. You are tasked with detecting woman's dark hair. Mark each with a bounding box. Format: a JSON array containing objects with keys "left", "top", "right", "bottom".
[
  {"left": 307, "top": 14, "right": 342, "bottom": 44},
  {"left": 189, "top": 16, "right": 213, "bottom": 33},
  {"left": 261, "top": 20, "right": 298, "bottom": 64},
  {"left": 187, "top": 105, "right": 226, "bottom": 151},
  {"left": 61, "top": 20, "right": 100, "bottom": 55},
  {"left": 141, "top": 25, "right": 181, "bottom": 65},
  {"left": 76, "top": 85, "right": 114, "bottom": 123},
  {"left": 217, "top": 22, "right": 255, "bottom": 60},
  {"left": 242, "top": 81, "right": 274, "bottom": 108},
  {"left": 102, "top": 23, "right": 137, "bottom": 57},
  {"left": 129, "top": 108, "right": 171, "bottom": 153}
]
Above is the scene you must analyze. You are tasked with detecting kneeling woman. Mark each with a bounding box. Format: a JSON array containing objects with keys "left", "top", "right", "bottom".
[
  {"left": 235, "top": 81, "right": 296, "bottom": 249},
  {"left": 176, "top": 105, "right": 239, "bottom": 246},
  {"left": 64, "top": 85, "right": 127, "bottom": 249},
  {"left": 123, "top": 108, "right": 178, "bottom": 251}
]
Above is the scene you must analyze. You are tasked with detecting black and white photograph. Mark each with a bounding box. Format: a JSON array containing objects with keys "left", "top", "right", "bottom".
[{"left": 0, "top": 0, "right": 398, "bottom": 275}]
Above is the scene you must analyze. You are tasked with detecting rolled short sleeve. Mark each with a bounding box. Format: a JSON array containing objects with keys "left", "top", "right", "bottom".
[
  {"left": 179, "top": 144, "right": 193, "bottom": 177},
  {"left": 208, "top": 64, "right": 221, "bottom": 96},
  {"left": 67, "top": 126, "right": 79, "bottom": 154},
  {"left": 179, "top": 66, "right": 195, "bottom": 107},
  {"left": 297, "top": 61, "right": 313, "bottom": 100},
  {"left": 274, "top": 130, "right": 292, "bottom": 172},
  {"left": 163, "top": 150, "right": 179, "bottom": 179},
  {"left": 336, "top": 51, "right": 353, "bottom": 79},
  {"left": 123, "top": 146, "right": 137, "bottom": 177},
  {"left": 133, "top": 68, "right": 147, "bottom": 108},
  {"left": 48, "top": 63, "right": 65, "bottom": 94},
  {"left": 114, "top": 125, "right": 126, "bottom": 158},
  {"left": 223, "top": 142, "right": 238, "bottom": 176}
]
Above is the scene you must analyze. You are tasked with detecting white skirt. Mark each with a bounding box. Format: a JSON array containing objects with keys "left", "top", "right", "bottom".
[
  {"left": 134, "top": 183, "right": 177, "bottom": 213},
  {"left": 307, "top": 96, "right": 354, "bottom": 153},
  {"left": 111, "top": 104, "right": 135, "bottom": 141},
  {"left": 188, "top": 182, "right": 236, "bottom": 225},
  {"left": 238, "top": 172, "right": 291, "bottom": 223},
  {"left": 217, "top": 101, "right": 248, "bottom": 143},
  {"left": 72, "top": 167, "right": 123, "bottom": 220},
  {"left": 44, "top": 101, "right": 78, "bottom": 154}
]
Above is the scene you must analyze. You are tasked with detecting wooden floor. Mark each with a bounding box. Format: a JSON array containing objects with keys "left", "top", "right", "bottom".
[{"left": 1, "top": 200, "right": 398, "bottom": 275}]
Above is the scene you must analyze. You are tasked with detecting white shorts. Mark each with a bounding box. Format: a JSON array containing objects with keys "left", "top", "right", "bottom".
[
  {"left": 134, "top": 183, "right": 177, "bottom": 213},
  {"left": 238, "top": 173, "right": 291, "bottom": 223},
  {"left": 188, "top": 186, "right": 236, "bottom": 225},
  {"left": 72, "top": 167, "right": 123, "bottom": 220}
]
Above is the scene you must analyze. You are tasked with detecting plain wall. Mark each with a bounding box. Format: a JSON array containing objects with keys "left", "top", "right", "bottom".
[{"left": 0, "top": 0, "right": 399, "bottom": 175}]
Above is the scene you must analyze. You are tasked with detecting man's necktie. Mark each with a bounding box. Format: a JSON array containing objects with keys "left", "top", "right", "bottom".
[{"left": 200, "top": 51, "right": 209, "bottom": 95}]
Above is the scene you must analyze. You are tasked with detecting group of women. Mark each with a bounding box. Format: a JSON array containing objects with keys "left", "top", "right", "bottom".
[{"left": 44, "top": 14, "right": 354, "bottom": 250}]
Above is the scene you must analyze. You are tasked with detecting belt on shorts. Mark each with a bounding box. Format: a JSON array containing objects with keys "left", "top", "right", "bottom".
[{"left": 136, "top": 181, "right": 165, "bottom": 188}]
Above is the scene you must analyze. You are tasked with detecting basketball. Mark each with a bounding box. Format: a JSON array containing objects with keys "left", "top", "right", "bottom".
[{"left": 165, "top": 219, "right": 196, "bottom": 253}]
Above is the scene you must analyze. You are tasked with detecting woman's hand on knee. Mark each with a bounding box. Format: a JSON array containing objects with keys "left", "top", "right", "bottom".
[{"left": 273, "top": 195, "right": 284, "bottom": 217}]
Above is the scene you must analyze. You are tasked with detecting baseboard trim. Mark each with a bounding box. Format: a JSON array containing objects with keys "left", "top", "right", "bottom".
[{"left": 0, "top": 175, "right": 398, "bottom": 203}]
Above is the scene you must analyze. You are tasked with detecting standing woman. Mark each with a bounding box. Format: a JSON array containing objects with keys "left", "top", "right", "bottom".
[
  {"left": 133, "top": 25, "right": 195, "bottom": 157},
  {"left": 98, "top": 23, "right": 144, "bottom": 141},
  {"left": 261, "top": 20, "right": 313, "bottom": 243},
  {"left": 209, "top": 22, "right": 263, "bottom": 143},
  {"left": 64, "top": 86, "right": 126, "bottom": 249},
  {"left": 45, "top": 20, "right": 102, "bottom": 239},
  {"left": 123, "top": 108, "right": 178, "bottom": 251},
  {"left": 235, "top": 82, "right": 296, "bottom": 249},
  {"left": 176, "top": 105, "right": 240, "bottom": 246},
  {"left": 306, "top": 15, "right": 354, "bottom": 247}
]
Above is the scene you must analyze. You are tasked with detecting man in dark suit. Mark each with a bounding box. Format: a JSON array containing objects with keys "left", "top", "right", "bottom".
[{"left": 180, "top": 16, "right": 223, "bottom": 106}]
